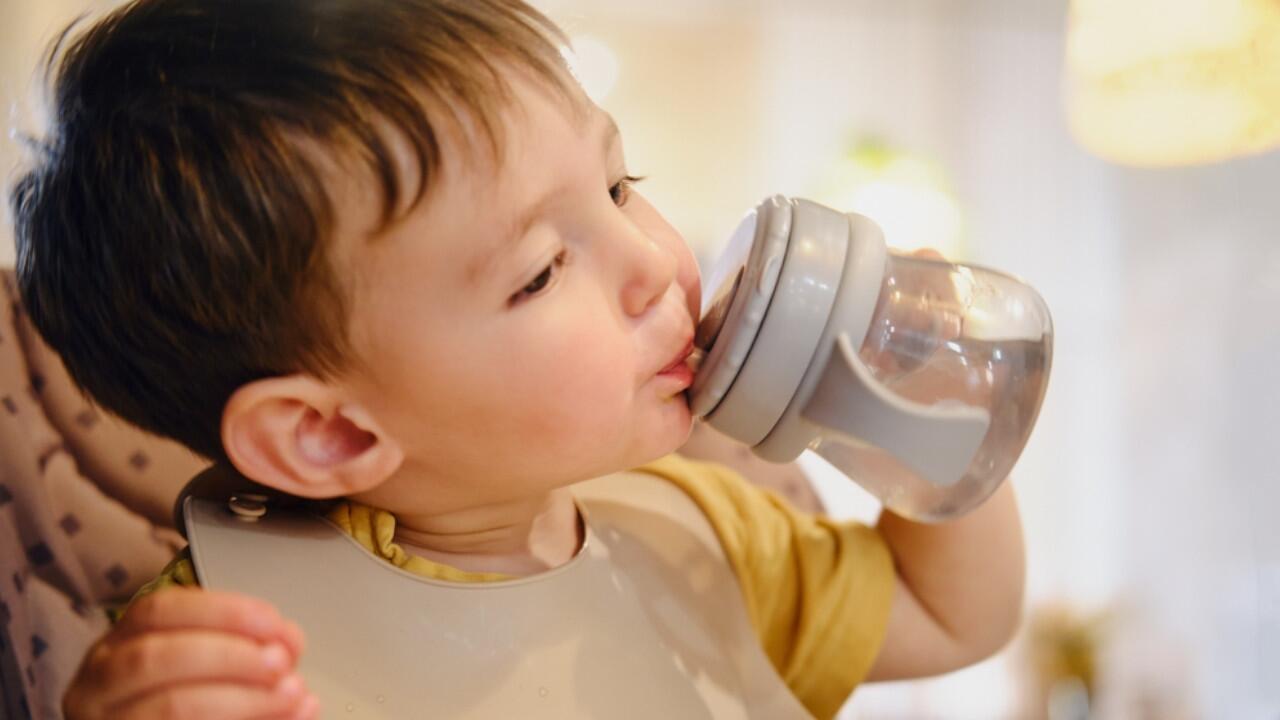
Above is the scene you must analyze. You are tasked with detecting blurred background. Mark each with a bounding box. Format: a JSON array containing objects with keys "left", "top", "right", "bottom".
[{"left": 2, "top": 0, "right": 1278, "bottom": 717}]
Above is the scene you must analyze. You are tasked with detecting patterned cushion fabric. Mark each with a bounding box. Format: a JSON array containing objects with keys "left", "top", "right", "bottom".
[{"left": 0, "top": 269, "right": 208, "bottom": 719}]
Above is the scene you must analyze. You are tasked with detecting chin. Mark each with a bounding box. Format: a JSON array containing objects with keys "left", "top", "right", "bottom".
[
  {"left": 601, "top": 393, "right": 695, "bottom": 471},
  {"left": 645, "top": 393, "right": 695, "bottom": 458}
]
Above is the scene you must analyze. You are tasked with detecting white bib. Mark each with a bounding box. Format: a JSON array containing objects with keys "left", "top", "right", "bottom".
[{"left": 183, "top": 470, "right": 813, "bottom": 719}]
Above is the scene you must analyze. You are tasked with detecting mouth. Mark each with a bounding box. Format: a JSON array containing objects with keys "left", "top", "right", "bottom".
[
  {"left": 655, "top": 338, "right": 696, "bottom": 387},
  {"left": 660, "top": 335, "right": 691, "bottom": 371}
]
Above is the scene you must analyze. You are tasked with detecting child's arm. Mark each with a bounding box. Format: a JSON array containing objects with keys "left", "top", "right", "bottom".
[
  {"left": 63, "top": 588, "right": 317, "bottom": 720},
  {"left": 861, "top": 244, "right": 1027, "bottom": 678},
  {"left": 866, "top": 480, "right": 1025, "bottom": 679},
  {"left": 680, "top": 423, "right": 1025, "bottom": 679},
  {"left": 681, "top": 384, "right": 1024, "bottom": 681}
]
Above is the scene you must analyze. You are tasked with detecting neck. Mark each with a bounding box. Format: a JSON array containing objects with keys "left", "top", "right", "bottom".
[{"left": 386, "top": 487, "right": 583, "bottom": 577}]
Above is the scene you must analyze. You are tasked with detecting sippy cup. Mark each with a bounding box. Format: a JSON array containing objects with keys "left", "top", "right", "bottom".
[{"left": 690, "top": 196, "right": 1053, "bottom": 522}]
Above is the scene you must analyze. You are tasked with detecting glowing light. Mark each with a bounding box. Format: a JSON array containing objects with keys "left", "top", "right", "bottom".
[
  {"left": 1066, "top": 0, "right": 1280, "bottom": 166},
  {"left": 560, "top": 35, "right": 620, "bottom": 103},
  {"left": 816, "top": 141, "right": 965, "bottom": 258}
]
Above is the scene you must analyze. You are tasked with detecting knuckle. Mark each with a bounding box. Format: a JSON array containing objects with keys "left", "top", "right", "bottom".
[
  {"left": 125, "top": 590, "right": 170, "bottom": 627},
  {"left": 83, "top": 639, "right": 114, "bottom": 675},
  {"left": 115, "top": 635, "right": 165, "bottom": 681},
  {"left": 222, "top": 595, "right": 284, "bottom": 636},
  {"left": 220, "top": 599, "right": 256, "bottom": 628},
  {"left": 216, "top": 637, "right": 254, "bottom": 676},
  {"left": 151, "top": 689, "right": 190, "bottom": 720}
]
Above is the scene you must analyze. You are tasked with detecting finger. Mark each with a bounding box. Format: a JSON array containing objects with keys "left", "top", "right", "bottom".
[
  {"left": 86, "top": 631, "right": 295, "bottom": 708},
  {"left": 909, "top": 247, "right": 946, "bottom": 261},
  {"left": 114, "top": 588, "right": 305, "bottom": 660},
  {"left": 112, "top": 675, "right": 313, "bottom": 720},
  {"left": 252, "top": 692, "right": 320, "bottom": 720}
]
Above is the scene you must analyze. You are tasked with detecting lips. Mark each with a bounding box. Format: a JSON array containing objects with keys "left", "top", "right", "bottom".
[{"left": 657, "top": 339, "right": 694, "bottom": 376}]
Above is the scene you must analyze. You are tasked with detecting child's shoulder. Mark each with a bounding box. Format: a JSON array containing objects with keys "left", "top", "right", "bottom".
[
  {"left": 629, "top": 452, "right": 787, "bottom": 529},
  {"left": 630, "top": 452, "right": 752, "bottom": 496}
]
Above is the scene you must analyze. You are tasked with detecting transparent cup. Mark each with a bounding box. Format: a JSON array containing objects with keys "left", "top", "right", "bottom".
[{"left": 808, "top": 252, "right": 1053, "bottom": 520}]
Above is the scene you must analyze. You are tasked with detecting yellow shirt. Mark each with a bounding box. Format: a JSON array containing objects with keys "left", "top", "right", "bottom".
[{"left": 138, "top": 455, "right": 894, "bottom": 719}]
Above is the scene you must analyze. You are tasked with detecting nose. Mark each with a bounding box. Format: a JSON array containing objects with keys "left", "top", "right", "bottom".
[{"left": 617, "top": 227, "right": 678, "bottom": 318}]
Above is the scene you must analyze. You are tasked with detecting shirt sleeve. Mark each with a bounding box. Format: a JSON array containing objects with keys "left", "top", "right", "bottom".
[{"left": 637, "top": 454, "right": 896, "bottom": 720}]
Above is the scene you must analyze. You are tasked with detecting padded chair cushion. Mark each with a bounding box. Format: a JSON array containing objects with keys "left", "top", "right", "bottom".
[{"left": 0, "top": 270, "right": 207, "bottom": 718}]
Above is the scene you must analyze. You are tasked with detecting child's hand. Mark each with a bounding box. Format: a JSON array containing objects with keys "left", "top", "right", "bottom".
[{"left": 63, "top": 587, "right": 317, "bottom": 720}]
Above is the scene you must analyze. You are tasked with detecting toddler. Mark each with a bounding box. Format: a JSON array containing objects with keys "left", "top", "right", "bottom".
[{"left": 10, "top": 1, "right": 1026, "bottom": 718}]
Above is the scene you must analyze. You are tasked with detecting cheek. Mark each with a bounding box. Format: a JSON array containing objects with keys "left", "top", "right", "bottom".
[
  {"left": 493, "top": 364, "right": 635, "bottom": 469},
  {"left": 491, "top": 314, "right": 634, "bottom": 429}
]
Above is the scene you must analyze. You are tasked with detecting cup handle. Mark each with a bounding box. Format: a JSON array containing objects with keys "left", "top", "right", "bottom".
[{"left": 801, "top": 332, "right": 991, "bottom": 488}]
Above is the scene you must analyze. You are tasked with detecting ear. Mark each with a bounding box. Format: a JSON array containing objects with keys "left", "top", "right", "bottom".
[{"left": 221, "top": 375, "right": 404, "bottom": 499}]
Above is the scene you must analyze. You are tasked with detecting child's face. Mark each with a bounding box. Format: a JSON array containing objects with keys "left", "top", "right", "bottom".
[{"left": 327, "top": 70, "right": 702, "bottom": 508}]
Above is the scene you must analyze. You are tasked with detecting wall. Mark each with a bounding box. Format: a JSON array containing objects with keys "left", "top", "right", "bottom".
[{"left": 1, "top": 0, "right": 122, "bottom": 265}]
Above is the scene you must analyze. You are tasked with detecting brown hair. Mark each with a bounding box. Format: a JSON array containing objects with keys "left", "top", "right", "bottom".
[{"left": 9, "top": 0, "right": 574, "bottom": 462}]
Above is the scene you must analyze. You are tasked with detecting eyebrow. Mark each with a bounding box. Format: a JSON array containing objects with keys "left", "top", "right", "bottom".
[{"left": 465, "top": 112, "right": 621, "bottom": 286}]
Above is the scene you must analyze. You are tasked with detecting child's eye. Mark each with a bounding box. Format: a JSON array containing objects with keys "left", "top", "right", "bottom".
[
  {"left": 510, "top": 251, "right": 568, "bottom": 305},
  {"left": 609, "top": 175, "right": 644, "bottom": 207}
]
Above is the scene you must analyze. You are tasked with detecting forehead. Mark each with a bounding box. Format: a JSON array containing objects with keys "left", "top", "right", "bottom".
[
  {"left": 456, "top": 72, "right": 600, "bottom": 194},
  {"left": 323, "top": 68, "right": 593, "bottom": 235},
  {"left": 323, "top": 70, "right": 611, "bottom": 275}
]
